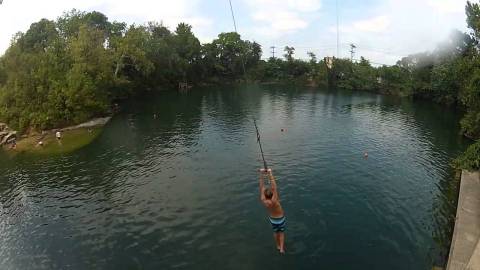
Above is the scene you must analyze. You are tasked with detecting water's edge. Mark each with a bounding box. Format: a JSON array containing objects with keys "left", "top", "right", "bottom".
[{"left": 446, "top": 170, "right": 480, "bottom": 270}]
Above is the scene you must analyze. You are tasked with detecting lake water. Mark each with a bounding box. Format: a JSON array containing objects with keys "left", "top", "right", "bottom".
[{"left": 0, "top": 85, "right": 470, "bottom": 270}]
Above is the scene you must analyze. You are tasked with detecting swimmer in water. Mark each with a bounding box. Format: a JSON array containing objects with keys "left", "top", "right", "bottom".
[{"left": 259, "top": 168, "right": 286, "bottom": 254}]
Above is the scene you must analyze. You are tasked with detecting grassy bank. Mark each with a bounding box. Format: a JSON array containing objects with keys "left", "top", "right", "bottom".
[{"left": 4, "top": 127, "right": 102, "bottom": 156}]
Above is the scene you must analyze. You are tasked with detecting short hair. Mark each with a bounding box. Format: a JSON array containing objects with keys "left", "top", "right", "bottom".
[{"left": 264, "top": 188, "right": 273, "bottom": 199}]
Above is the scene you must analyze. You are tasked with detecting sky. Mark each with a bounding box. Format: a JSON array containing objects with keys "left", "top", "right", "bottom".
[{"left": 0, "top": 0, "right": 470, "bottom": 65}]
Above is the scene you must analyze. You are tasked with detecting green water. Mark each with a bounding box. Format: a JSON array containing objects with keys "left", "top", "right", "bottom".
[{"left": 0, "top": 85, "right": 469, "bottom": 269}]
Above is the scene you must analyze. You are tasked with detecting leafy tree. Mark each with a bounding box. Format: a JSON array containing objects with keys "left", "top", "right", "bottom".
[
  {"left": 21, "top": 19, "right": 59, "bottom": 52},
  {"left": 170, "top": 23, "right": 202, "bottom": 83},
  {"left": 460, "top": 68, "right": 480, "bottom": 138},
  {"left": 460, "top": 1, "right": 480, "bottom": 138},
  {"left": 111, "top": 25, "right": 153, "bottom": 85},
  {"left": 64, "top": 24, "right": 113, "bottom": 123},
  {"left": 377, "top": 65, "right": 412, "bottom": 96},
  {"left": 466, "top": 1, "right": 480, "bottom": 43},
  {"left": 284, "top": 46, "right": 295, "bottom": 62},
  {"left": 202, "top": 32, "right": 261, "bottom": 80},
  {"left": 307, "top": 52, "right": 317, "bottom": 64},
  {"left": 143, "top": 22, "right": 176, "bottom": 89},
  {"left": 57, "top": 10, "right": 111, "bottom": 39}
]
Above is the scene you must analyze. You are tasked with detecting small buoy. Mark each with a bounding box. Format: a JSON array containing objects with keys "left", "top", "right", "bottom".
[{"left": 364, "top": 152, "right": 368, "bottom": 158}]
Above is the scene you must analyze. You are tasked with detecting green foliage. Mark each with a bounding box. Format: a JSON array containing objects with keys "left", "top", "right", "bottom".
[
  {"left": 431, "top": 62, "right": 459, "bottom": 104},
  {"left": 258, "top": 57, "right": 310, "bottom": 82},
  {"left": 460, "top": 68, "right": 480, "bottom": 138},
  {"left": 170, "top": 23, "right": 202, "bottom": 82},
  {"left": 453, "top": 140, "right": 480, "bottom": 170},
  {"left": 333, "top": 57, "right": 377, "bottom": 91},
  {"left": 0, "top": 11, "right": 264, "bottom": 132},
  {"left": 202, "top": 32, "right": 261, "bottom": 80},
  {"left": 284, "top": 46, "right": 295, "bottom": 62},
  {"left": 466, "top": 1, "right": 480, "bottom": 42},
  {"left": 376, "top": 65, "right": 412, "bottom": 96}
]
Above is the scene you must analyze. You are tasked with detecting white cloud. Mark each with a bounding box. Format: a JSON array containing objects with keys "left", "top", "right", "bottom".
[
  {"left": 427, "top": 0, "right": 464, "bottom": 14},
  {"left": 286, "top": 0, "right": 322, "bottom": 12},
  {"left": 244, "top": 0, "right": 322, "bottom": 38},
  {"left": 102, "top": 0, "right": 211, "bottom": 29},
  {"left": 325, "top": 0, "right": 469, "bottom": 64},
  {"left": 253, "top": 11, "right": 308, "bottom": 32},
  {"left": 353, "top": 16, "right": 390, "bottom": 33}
]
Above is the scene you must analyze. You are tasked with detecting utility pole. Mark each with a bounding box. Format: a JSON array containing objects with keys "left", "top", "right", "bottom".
[
  {"left": 350, "top": 43, "right": 356, "bottom": 62},
  {"left": 270, "top": 46, "right": 276, "bottom": 59}
]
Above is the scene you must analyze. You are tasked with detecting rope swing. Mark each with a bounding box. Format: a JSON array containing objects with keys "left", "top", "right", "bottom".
[{"left": 254, "top": 119, "right": 269, "bottom": 171}]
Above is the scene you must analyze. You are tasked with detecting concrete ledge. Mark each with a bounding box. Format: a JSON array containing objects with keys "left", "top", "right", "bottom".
[
  {"left": 447, "top": 170, "right": 480, "bottom": 270},
  {"left": 467, "top": 240, "right": 480, "bottom": 269}
]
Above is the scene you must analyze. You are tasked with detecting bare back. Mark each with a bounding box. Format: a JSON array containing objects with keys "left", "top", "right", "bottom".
[
  {"left": 262, "top": 197, "right": 284, "bottom": 218},
  {"left": 259, "top": 170, "right": 284, "bottom": 218}
]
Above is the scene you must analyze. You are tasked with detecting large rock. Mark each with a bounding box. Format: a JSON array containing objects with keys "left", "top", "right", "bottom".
[
  {"left": 0, "top": 131, "right": 9, "bottom": 145},
  {"left": 0, "top": 131, "right": 16, "bottom": 145}
]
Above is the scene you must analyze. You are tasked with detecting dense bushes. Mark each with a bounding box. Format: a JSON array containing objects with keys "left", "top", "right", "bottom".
[{"left": 454, "top": 140, "right": 480, "bottom": 170}]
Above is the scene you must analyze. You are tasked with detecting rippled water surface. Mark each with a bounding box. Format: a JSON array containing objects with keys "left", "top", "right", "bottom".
[{"left": 0, "top": 85, "right": 470, "bottom": 269}]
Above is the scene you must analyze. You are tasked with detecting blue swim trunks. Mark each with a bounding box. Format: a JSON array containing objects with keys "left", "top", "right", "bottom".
[{"left": 269, "top": 216, "right": 286, "bottom": 233}]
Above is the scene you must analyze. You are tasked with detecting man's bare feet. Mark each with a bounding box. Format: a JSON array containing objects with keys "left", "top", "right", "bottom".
[{"left": 279, "top": 248, "right": 285, "bottom": 254}]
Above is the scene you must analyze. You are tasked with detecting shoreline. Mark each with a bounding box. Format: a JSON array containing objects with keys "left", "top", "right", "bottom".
[
  {"left": 446, "top": 170, "right": 480, "bottom": 270},
  {"left": 59, "top": 116, "right": 111, "bottom": 131},
  {"left": 2, "top": 116, "right": 111, "bottom": 155}
]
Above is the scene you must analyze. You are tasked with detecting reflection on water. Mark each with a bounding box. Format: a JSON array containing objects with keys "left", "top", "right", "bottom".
[{"left": 0, "top": 85, "right": 469, "bottom": 270}]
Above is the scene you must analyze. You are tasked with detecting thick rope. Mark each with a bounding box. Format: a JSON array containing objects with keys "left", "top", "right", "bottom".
[{"left": 254, "top": 119, "right": 268, "bottom": 171}]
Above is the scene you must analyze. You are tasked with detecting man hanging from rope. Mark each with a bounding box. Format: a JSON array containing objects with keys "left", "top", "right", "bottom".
[{"left": 259, "top": 168, "right": 286, "bottom": 254}]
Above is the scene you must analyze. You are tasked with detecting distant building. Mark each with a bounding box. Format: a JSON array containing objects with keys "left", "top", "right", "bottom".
[{"left": 324, "top": 57, "right": 334, "bottom": 69}]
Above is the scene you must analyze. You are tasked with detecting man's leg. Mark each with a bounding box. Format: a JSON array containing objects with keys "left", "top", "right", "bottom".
[
  {"left": 278, "top": 232, "right": 285, "bottom": 254},
  {"left": 274, "top": 233, "right": 280, "bottom": 250}
]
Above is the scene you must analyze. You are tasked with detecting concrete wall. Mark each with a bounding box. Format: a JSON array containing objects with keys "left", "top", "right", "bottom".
[{"left": 447, "top": 170, "right": 480, "bottom": 270}]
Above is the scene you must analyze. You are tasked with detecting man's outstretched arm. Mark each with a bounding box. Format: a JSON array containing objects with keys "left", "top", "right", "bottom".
[
  {"left": 259, "top": 171, "right": 266, "bottom": 201},
  {"left": 268, "top": 171, "right": 279, "bottom": 200}
]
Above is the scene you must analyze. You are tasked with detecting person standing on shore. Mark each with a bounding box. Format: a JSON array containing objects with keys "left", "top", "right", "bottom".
[{"left": 259, "top": 168, "right": 286, "bottom": 254}]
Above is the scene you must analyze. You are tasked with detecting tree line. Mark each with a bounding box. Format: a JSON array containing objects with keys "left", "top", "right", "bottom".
[
  {"left": 0, "top": 9, "right": 261, "bottom": 132},
  {"left": 0, "top": 4, "right": 479, "bottom": 168}
]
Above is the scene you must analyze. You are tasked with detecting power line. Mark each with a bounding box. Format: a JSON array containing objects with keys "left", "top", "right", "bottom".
[
  {"left": 227, "top": 0, "right": 246, "bottom": 78},
  {"left": 228, "top": 0, "right": 238, "bottom": 32}
]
